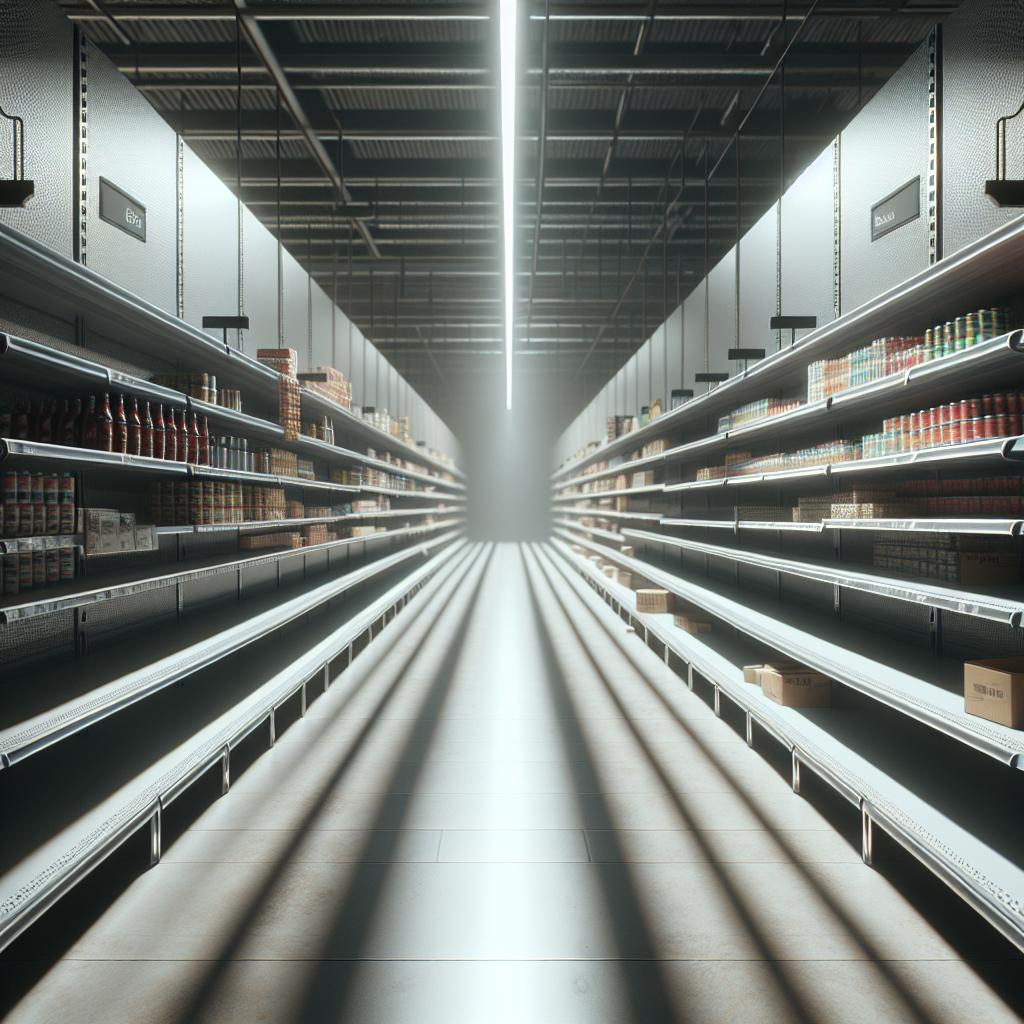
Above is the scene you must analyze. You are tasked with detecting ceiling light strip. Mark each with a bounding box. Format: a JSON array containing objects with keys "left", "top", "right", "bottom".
[{"left": 499, "top": 0, "right": 517, "bottom": 410}]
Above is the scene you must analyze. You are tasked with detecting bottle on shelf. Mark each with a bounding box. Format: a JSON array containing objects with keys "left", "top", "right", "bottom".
[
  {"left": 112, "top": 393, "right": 128, "bottom": 454},
  {"left": 58, "top": 398, "right": 81, "bottom": 447},
  {"left": 141, "top": 401, "right": 154, "bottom": 459},
  {"left": 152, "top": 403, "right": 166, "bottom": 460},
  {"left": 127, "top": 396, "right": 143, "bottom": 456},
  {"left": 164, "top": 408, "right": 178, "bottom": 462},
  {"left": 186, "top": 411, "right": 199, "bottom": 465},
  {"left": 12, "top": 400, "right": 29, "bottom": 441},
  {"left": 96, "top": 393, "right": 113, "bottom": 452},
  {"left": 198, "top": 414, "right": 210, "bottom": 466},
  {"left": 176, "top": 407, "right": 189, "bottom": 464},
  {"left": 81, "top": 395, "right": 99, "bottom": 449},
  {"left": 36, "top": 399, "right": 56, "bottom": 444}
]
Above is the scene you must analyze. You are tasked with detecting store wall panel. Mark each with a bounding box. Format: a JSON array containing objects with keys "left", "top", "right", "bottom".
[
  {"left": 0, "top": 0, "right": 74, "bottom": 257},
  {"left": 651, "top": 324, "right": 667, "bottom": 411},
  {"left": 739, "top": 203, "right": 779, "bottom": 356},
  {"left": 240, "top": 207, "right": 277, "bottom": 357},
  {"left": 941, "top": 0, "right": 1024, "bottom": 256},
  {"left": 281, "top": 249, "right": 309, "bottom": 368},
  {"left": 665, "top": 306, "right": 683, "bottom": 397},
  {"left": 840, "top": 40, "right": 931, "bottom": 314},
  {"left": 707, "top": 250, "right": 736, "bottom": 375},
  {"left": 781, "top": 144, "right": 836, "bottom": 333},
  {"left": 85, "top": 41, "right": 176, "bottom": 313},
  {"left": 364, "top": 342, "right": 379, "bottom": 407},
  {"left": 636, "top": 341, "right": 651, "bottom": 412},
  {"left": 181, "top": 144, "right": 238, "bottom": 343},
  {"left": 350, "top": 329, "right": 366, "bottom": 408},
  {"left": 623, "top": 353, "right": 637, "bottom": 417},
  {"left": 682, "top": 279, "right": 707, "bottom": 392},
  {"left": 310, "top": 281, "right": 333, "bottom": 372}
]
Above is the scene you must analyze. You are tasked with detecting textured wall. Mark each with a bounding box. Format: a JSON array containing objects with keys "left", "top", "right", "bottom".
[
  {"left": 781, "top": 144, "right": 836, "bottom": 331},
  {"left": 85, "top": 40, "right": 177, "bottom": 313},
  {"left": 942, "top": 0, "right": 1024, "bottom": 256},
  {"left": 0, "top": 0, "right": 73, "bottom": 257},
  {"left": 840, "top": 40, "right": 931, "bottom": 314},
  {"left": 181, "top": 144, "right": 239, "bottom": 343}
]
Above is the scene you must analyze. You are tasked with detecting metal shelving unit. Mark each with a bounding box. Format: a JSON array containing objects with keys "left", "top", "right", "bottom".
[
  {"left": 0, "top": 225, "right": 461, "bottom": 480},
  {"left": 621, "top": 526, "right": 1024, "bottom": 626},
  {"left": 0, "top": 538, "right": 476, "bottom": 952},
  {"left": 0, "top": 529, "right": 465, "bottom": 770},
  {"left": 553, "top": 214, "right": 1024, "bottom": 482},
  {"left": 0, "top": 519, "right": 461, "bottom": 624},
  {"left": 548, "top": 539, "right": 1024, "bottom": 954},
  {"left": 548, "top": 217, "right": 1024, "bottom": 950},
  {"left": 556, "top": 526, "right": 1024, "bottom": 767}
]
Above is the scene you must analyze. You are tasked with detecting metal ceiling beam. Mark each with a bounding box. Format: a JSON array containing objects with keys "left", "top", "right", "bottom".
[
  {"left": 166, "top": 107, "right": 833, "bottom": 145},
  {"left": 103, "top": 43, "right": 908, "bottom": 77},
  {"left": 230, "top": 0, "right": 381, "bottom": 259},
  {"left": 61, "top": 2, "right": 958, "bottom": 21},
  {"left": 205, "top": 156, "right": 801, "bottom": 184}
]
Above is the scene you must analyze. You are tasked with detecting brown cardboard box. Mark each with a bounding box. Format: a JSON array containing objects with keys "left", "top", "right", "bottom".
[
  {"left": 620, "top": 545, "right": 635, "bottom": 557},
  {"left": 742, "top": 661, "right": 802, "bottom": 685},
  {"left": 673, "top": 610, "right": 713, "bottom": 634},
  {"left": 760, "top": 664, "right": 832, "bottom": 708},
  {"left": 957, "top": 553, "right": 1020, "bottom": 586},
  {"left": 618, "top": 572, "right": 632, "bottom": 589},
  {"left": 636, "top": 588, "right": 671, "bottom": 613},
  {"left": 964, "top": 659, "right": 1024, "bottom": 728}
]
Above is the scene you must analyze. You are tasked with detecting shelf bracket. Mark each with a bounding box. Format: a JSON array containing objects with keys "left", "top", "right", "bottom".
[
  {"left": 861, "top": 802, "right": 874, "bottom": 866},
  {"left": 74, "top": 607, "right": 88, "bottom": 658},
  {"left": 221, "top": 745, "right": 231, "bottom": 796},
  {"left": 713, "top": 684, "right": 721, "bottom": 717},
  {"left": 686, "top": 663, "right": 694, "bottom": 691},
  {"left": 791, "top": 750, "right": 801, "bottom": 794},
  {"left": 268, "top": 708, "right": 276, "bottom": 747},
  {"left": 300, "top": 679, "right": 307, "bottom": 717},
  {"left": 322, "top": 664, "right": 331, "bottom": 692},
  {"left": 745, "top": 712, "right": 754, "bottom": 747},
  {"left": 149, "top": 798, "right": 163, "bottom": 867},
  {"left": 930, "top": 607, "right": 943, "bottom": 655}
]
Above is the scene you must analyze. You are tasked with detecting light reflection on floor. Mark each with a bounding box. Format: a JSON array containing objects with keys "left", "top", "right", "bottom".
[{"left": 4, "top": 542, "right": 1021, "bottom": 1023}]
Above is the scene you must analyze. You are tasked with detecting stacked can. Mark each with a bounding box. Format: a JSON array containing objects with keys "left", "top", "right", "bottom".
[
  {"left": 2, "top": 471, "right": 76, "bottom": 538},
  {"left": 866, "top": 391, "right": 1023, "bottom": 457}
]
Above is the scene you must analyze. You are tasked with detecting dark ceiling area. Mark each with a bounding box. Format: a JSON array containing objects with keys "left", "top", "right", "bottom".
[{"left": 61, "top": 0, "right": 961, "bottom": 432}]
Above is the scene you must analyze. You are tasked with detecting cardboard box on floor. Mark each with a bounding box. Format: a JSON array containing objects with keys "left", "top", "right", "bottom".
[
  {"left": 759, "top": 663, "right": 832, "bottom": 708},
  {"left": 964, "top": 659, "right": 1024, "bottom": 728}
]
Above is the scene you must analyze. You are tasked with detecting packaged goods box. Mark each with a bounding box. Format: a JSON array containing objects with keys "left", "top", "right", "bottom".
[
  {"left": 964, "top": 659, "right": 1024, "bottom": 728},
  {"left": 673, "top": 608, "right": 713, "bottom": 634},
  {"left": 760, "top": 663, "right": 832, "bottom": 707},
  {"left": 636, "top": 589, "right": 671, "bottom": 613}
]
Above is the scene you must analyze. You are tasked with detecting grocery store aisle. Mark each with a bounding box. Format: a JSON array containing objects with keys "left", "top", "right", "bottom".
[{"left": 4, "top": 542, "right": 1020, "bottom": 1023}]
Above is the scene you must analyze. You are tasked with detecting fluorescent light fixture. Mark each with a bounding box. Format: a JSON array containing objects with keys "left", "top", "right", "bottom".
[{"left": 499, "top": 0, "right": 517, "bottom": 410}]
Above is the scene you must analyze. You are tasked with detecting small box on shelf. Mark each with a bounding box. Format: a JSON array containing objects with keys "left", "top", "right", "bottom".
[
  {"left": 964, "top": 659, "right": 1024, "bottom": 728},
  {"left": 759, "top": 664, "right": 832, "bottom": 708},
  {"left": 636, "top": 588, "right": 671, "bottom": 613}
]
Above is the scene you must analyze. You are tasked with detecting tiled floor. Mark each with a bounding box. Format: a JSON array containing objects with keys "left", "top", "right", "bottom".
[{"left": 5, "top": 542, "right": 1022, "bottom": 1022}]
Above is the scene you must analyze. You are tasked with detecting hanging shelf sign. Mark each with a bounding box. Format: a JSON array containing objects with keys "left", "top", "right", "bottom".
[
  {"left": 870, "top": 176, "right": 920, "bottom": 242},
  {"left": 98, "top": 177, "right": 146, "bottom": 242}
]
